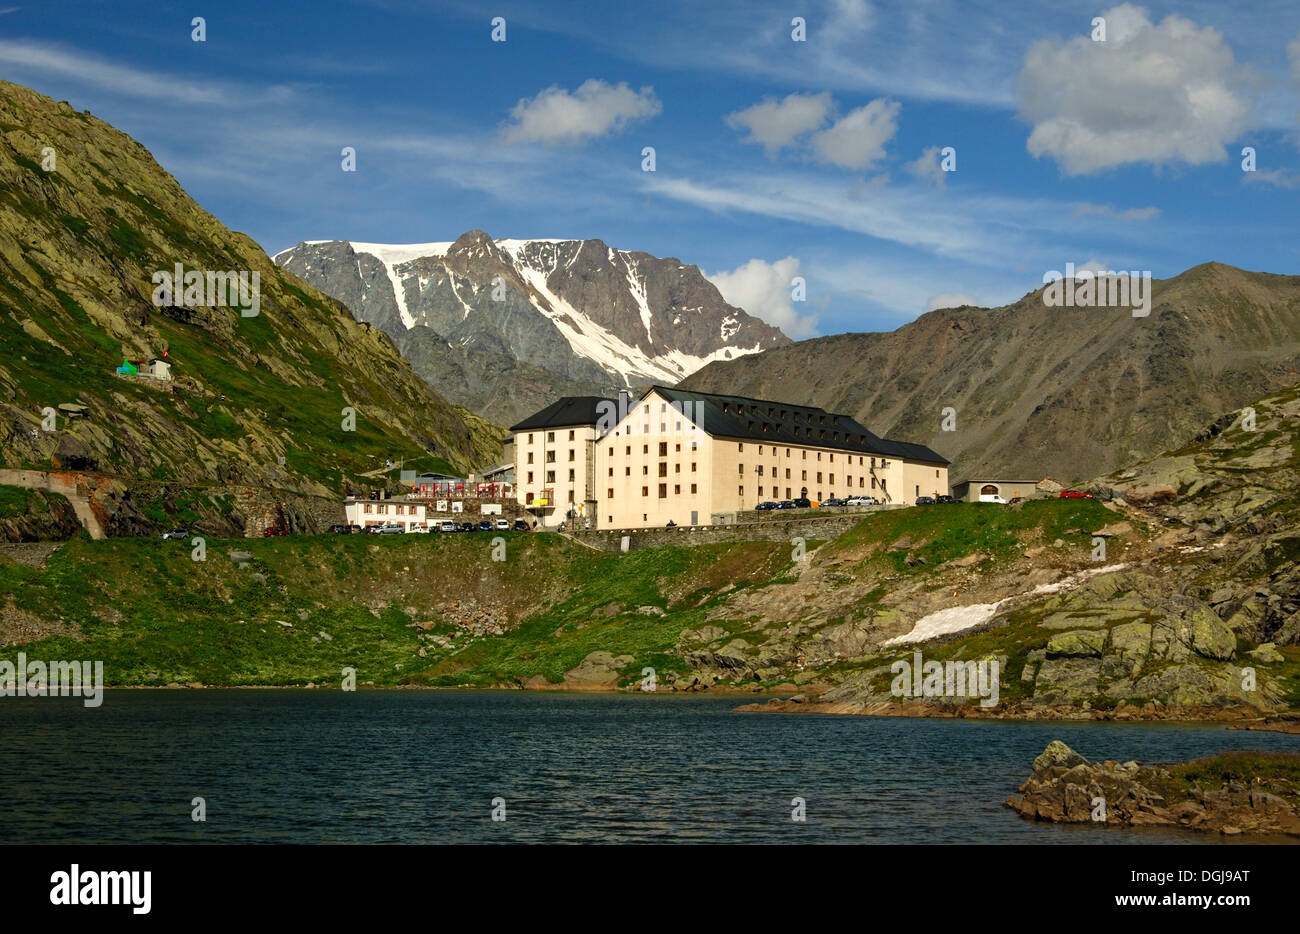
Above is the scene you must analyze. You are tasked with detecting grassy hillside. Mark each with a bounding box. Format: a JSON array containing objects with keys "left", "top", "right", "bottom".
[
  {"left": 5, "top": 486, "right": 1294, "bottom": 712},
  {"left": 0, "top": 80, "right": 502, "bottom": 529},
  {"left": 0, "top": 532, "right": 790, "bottom": 687}
]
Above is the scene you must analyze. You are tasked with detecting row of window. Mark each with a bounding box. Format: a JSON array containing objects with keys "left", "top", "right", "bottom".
[
  {"left": 359, "top": 504, "right": 424, "bottom": 515},
  {"left": 523, "top": 490, "right": 577, "bottom": 504},
  {"left": 738, "top": 478, "right": 888, "bottom": 498},
  {"left": 608, "top": 484, "right": 700, "bottom": 499},
  {"left": 525, "top": 449, "right": 575, "bottom": 464},
  {"left": 737, "top": 444, "right": 891, "bottom": 468},
  {"left": 526, "top": 470, "right": 576, "bottom": 484},
  {"left": 525, "top": 430, "right": 578, "bottom": 443},
  {"left": 720, "top": 401, "right": 837, "bottom": 425}
]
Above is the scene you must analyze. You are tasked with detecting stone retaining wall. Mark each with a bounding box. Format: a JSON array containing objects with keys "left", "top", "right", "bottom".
[{"left": 570, "top": 510, "right": 896, "bottom": 552}]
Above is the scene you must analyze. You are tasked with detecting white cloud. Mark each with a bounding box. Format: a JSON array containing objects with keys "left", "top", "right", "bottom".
[
  {"left": 0, "top": 40, "right": 294, "bottom": 106},
  {"left": 1244, "top": 168, "right": 1300, "bottom": 189},
  {"left": 1072, "top": 202, "right": 1160, "bottom": 220},
  {"left": 926, "top": 293, "right": 977, "bottom": 311},
  {"left": 501, "top": 79, "right": 661, "bottom": 146},
  {"left": 828, "top": 0, "right": 874, "bottom": 33},
  {"left": 646, "top": 171, "right": 1007, "bottom": 263},
  {"left": 725, "top": 92, "right": 831, "bottom": 153},
  {"left": 1017, "top": 4, "right": 1257, "bottom": 174},
  {"left": 708, "top": 257, "right": 819, "bottom": 339},
  {"left": 810, "top": 98, "right": 900, "bottom": 170},
  {"left": 905, "top": 146, "right": 945, "bottom": 187}
]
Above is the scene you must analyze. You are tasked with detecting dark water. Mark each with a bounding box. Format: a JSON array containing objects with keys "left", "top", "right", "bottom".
[{"left": 2, "top": 690, "right": 1298, "bottom": 843}]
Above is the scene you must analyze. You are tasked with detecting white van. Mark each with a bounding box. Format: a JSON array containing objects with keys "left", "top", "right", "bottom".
[{"left": 979, "top": 494, "right": 1008, "bottom": 504}]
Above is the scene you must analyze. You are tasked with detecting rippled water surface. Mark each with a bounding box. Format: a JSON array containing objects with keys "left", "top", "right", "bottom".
[{"left": 2, "top": 690, "right": 1298, "bottom": 843}]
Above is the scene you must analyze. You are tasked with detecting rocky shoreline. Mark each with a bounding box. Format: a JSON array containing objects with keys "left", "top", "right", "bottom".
[
  {"left": 1006, "top": 740, "right": 1300, "bottom": 836},
  {"left": 733, "top": 696, "right": 1300, "bottom": 728}
]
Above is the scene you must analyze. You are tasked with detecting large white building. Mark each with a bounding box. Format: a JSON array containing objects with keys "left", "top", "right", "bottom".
[{"left": 510, "top": 387, "right": 949, "bottom": 530}]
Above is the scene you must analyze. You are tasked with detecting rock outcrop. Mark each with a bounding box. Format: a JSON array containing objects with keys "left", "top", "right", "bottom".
[{"left": 1006, "top": 741, "right": 1300, "bottom": 836}]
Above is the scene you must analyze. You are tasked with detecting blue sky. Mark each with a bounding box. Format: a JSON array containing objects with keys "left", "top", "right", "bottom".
[{"left": 5, "top": 0, "right": 1300, "bottom": 337}]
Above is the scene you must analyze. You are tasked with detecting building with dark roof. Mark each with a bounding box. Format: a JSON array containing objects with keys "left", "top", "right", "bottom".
[
  {"left": 509, "top": 387, "right": 949, "bottom": 529},
  {"left": 511, "top": 396, "right": 617, "bottom": 528},
  {"left": 509, "top": 396, "right": 615, "bottom": 433}
]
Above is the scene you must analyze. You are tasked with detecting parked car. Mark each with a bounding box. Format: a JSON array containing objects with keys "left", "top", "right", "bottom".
[
  {"left": 161, "top": 528, "right": 189, "bottom": 541},
  {"left": 916, "top": 496, "right": 936, "bottom": 505},
  {"left": 440, "top": 521, "right": 457, "bottom": 533},
  {"left": 935, "top": 494, "right": 956, "bottom": 504},
  {"left": 263, "top": 527, "right": 289, "bottom": 537},
  {"left": 792, "top": 497, "right": 811, "bottom": 509},
  {"left": 476, "top": 520, "right": 493, "bottom": 532},
  {"left": 1007, "top": 496, "right": 1023, "bottom": 505},
  {"left": 822, "top": 497, "right": 844, "bottom": 507},
  {"left": 408, "top": 525, "right": 430, "bottom": 534},
  {"left": 755, "top": 501, "right": 779, "bottom": 511},
  {"left": 979, "top": 495, "right": 1008, "bottom": 505},
  {"left": 494, "top": 518, "right": 510, "bottom": 531},
  {"left": 456, "top": 522, "right": 475, "bottom": 533},
  {"left": 375, "top": 523, "right": 405, "bottom": 534},
  {"left": 512, "top": 519, "right": 531, "bottom": 531},
  {"left": 1059, "top": 489, "right": 1093, "bottom": 499},
  {"left": 327, "top": 524, "right": 352, "bottom": 534},
  {"left": 846, "top": 495, "right": 877, "bottom": 506}
]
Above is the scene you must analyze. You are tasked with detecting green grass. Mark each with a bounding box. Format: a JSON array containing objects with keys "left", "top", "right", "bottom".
[
  {"left": 1157, "top": 751, "right": 1300, "bottom": 795},
  {"left": 0, "top": 534, "right": 784, "bottom": 687},
  {"left": 0, "top": 484, "right": 40, "bottom": 518},
  {"left": 824, "top": 499, "right": 1123, "bottom": 573}
]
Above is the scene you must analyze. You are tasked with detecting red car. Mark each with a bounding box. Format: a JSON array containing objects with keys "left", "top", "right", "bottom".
[
  {"left": 263, "top": 527, "right": 290, "bottom": 536},
  {"left": 1059, "top": 489, "right": 1093, "bottom": 499}
]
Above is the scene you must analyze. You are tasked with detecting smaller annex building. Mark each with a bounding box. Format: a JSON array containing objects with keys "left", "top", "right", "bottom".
[{"left": 951, "top": 479, "right": 1041, "bottom": 502}]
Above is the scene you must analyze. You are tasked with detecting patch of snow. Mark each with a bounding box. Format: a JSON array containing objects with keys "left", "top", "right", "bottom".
[
  {"left": 882, "top": 603, "right": 1005, "bottom": 646},
  {"left": 348, "top": 242, "right": 460, "bottom": 329},
  {"left": 883, "top": 563, "right": 1132, "bottom": 646},
  {"left": 349, "top": 241, "right": 454, "bottom": 265},
  {"left": 624, "top": 257, "right": 653, "bottom": 339},
  {"left": 1027, "top": 563, "right": 1129, "bottom": 596},
  {"left": 512, "top": 263, "right": 683, "bottom": 383}
]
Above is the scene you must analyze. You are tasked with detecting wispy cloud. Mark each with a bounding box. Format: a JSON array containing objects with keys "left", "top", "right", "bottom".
[
  {"left": 0, "top": 40, "right": 296, "bottom": 106},
  {"left": 1072, "top": 202, "right": 1161, "bottom": 220},
  {"left": 1244, "top": 167, "right": 1300, "bottom": 188}
]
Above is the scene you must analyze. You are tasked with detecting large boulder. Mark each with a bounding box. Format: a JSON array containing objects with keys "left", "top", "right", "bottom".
[
  {"left": 1033, "top": 657, "right": 1102, "bottom": 701},
  {"left": 1109, "top": 622, "right": 1153, "bottom": 676},
  {"left": 1033, "top": 740, "right": 1088, "bottom": 772},
  {"left": 1188, "top": 607, "right": 1237, "bottom": 661},
  {"left": 1047, "top": 629, "right": 1107, "bottom": 658},
  {"left": 562, "top": 651, "right": 634, "bottom": 689}
]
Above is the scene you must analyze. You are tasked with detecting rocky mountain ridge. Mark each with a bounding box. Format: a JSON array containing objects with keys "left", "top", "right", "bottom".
[
  {"left": 681, "top": 262, "right": 1300, "bottom": 483},
  {"left": 275, "top": 233, "right": 789, "bottom": 426}
]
